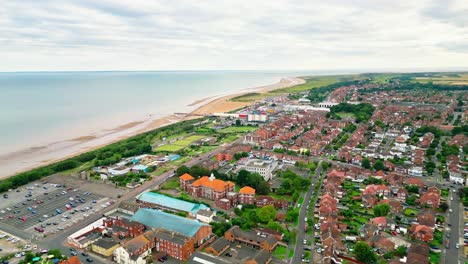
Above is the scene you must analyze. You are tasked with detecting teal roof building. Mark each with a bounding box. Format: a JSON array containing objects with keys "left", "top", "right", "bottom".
[
  {"left": 136, "top": 192, "right": 208, "bottom": 216},
  {"left": 131, "top": 208, "right": 209, "bottom": 238}
]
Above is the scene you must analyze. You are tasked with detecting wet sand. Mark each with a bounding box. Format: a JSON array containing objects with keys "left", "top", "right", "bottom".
[{"left": 0, "top": 77, "right": 304, "bottom": 179}]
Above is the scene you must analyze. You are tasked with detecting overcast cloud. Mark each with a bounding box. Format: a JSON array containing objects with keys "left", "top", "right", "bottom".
[{"left": 0, "top": 0, "right": 467, "bottom": 71}]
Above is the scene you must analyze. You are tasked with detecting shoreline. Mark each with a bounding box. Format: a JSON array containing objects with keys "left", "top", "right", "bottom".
[{"left": 0, "top": 77, "right": 304, "bottom": 179}]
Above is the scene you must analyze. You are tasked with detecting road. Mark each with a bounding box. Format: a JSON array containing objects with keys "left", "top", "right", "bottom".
[
  {"left": 291, "top": 161, "right": 322, "bottom": 264},
  {"left": 445, "top": 189, "right": 464, "bottom": 264},
  {"left": 25, "top": 140, "right": 237, "bottom": 263}
]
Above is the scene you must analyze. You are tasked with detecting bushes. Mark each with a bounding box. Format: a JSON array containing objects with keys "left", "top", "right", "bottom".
[{"left": 0, "top": 118, "right": 206, "bottom": 193}]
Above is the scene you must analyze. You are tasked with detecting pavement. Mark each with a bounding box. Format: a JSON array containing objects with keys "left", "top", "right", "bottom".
[
  {"left": 445, "top": 189, "right": 465, "bottom": 264},
  {"left": 16, "top": 139, "right": 238, "bottom": 263},
  {"left": 291, "top": 161, "right": 322, "bottom": 264}
]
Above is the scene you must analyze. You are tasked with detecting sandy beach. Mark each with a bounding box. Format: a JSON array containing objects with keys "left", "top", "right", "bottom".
[{"left": 0, "top": 77, "right": 304, "bottom": 179}]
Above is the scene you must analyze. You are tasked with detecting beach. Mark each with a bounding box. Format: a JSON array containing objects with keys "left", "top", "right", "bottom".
[{"left": 0, "top": 77, "right": 304, "bottom": 179}]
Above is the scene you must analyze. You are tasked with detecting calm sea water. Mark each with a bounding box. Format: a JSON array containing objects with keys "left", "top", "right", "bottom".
[{"left": 0, "top": 71, "right": 322, "bottom": 155}]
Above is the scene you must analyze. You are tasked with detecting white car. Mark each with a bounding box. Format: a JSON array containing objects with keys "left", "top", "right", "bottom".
[
  {"left": 316, "top": 248, "right": 322, "bottom": 253},
  {"left": 456, "top": 243, "right": 460, "bottom": 249},
  {"left": 451, "top": 197, "right": 454, "bottom": 201},
  {"left": 0, "top": 210, "right": 5, "bottom": 214},
  {"left": 58, "top": 227, "right": 64, "bottom": 230},
  {"left": 0, "top": 234, "right": 6, "bottom": 238},
  {"left": 15, "top": 253, "right": 22, "bottom": 258},
  {"left": 449, "top": 209, "right": 453, "bottom": 213}
]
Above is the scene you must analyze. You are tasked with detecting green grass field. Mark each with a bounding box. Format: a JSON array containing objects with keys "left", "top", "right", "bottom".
[
  {"left": 230, "top": 74, "right": 365, "bottom": 102},
  {"left": 155, "top": 135, "right": 206, "bottom": 152},
  {"left": 219, "top": 126, "right": 258, "bottom": 133},
  {"left": 273, "top": 246, "right": 287, "bottom": 260},
  {"left": 336, "top": 112, "right": 355, "bottom": 118},
  {"left": 412, "top": 73, "right": 468, "bottom": 85}
]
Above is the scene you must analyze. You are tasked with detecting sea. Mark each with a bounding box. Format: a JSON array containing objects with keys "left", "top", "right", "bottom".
[{"left": 0, "top": 70, "right": 334, "bottom": 157}]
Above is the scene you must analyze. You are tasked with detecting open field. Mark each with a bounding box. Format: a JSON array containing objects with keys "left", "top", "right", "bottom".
[
  {"left": 218, "top": 126, "right": 258, "bottom": 134},
  {"left": 230, "top": 74, "right": 364, "bottom": 102},
  {"left": 412, "top": 73, "right": 468, "bottom": 85},
  {"left": 154, "top": 135, "right": 206, "bottom": 152}
]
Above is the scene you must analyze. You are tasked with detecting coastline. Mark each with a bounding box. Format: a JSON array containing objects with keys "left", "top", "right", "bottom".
[{"left": 0, "top": 77, "right": 304, "bottom": 179}]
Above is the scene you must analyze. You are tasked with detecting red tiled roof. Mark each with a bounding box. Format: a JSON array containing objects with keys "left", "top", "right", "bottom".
[
  {"left": 239, "top": 186, "right": 256, "bottom": 195},
  {"left": 179, "top": 173, "right": 194, "bottom": 181}
]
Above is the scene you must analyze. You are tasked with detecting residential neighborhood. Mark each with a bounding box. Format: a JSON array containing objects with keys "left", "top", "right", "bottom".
[{"left": 0, "top": 73, "right": 466, "bottom": 264}]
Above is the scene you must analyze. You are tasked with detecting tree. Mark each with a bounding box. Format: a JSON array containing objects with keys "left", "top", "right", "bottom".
[
  {"left": 256, "top": 205, "right": 277, "bottom": 223},
  {"left": 362, "top": 158, "right": 371, "bottom": 169},
  {"left": 439, "top": 202, "right": 449, "bottom": 212},
  {"left": 373, "top": 203, "right": 391, "bottom": 217},
  {"left": 286, "top": 209, "right": 299, "bottom": 222},
  {"left": 235, "top": 119, "right": 241, "bottom": 126},
  {"left": 354, "top": 241, "right": 377, "bottom": 264},
  {"left": 405, "top": 185, "right": 419, "bottom": 194},
  {"left": 256, "top": 181, "right": 270, "bottom": 195},
  {"left": 373, "top": 160, "right": 385, "bottom": 171},
  {"left": 394, "top": 245, "right": 407, "bottom": 257},
  {"left": 175, "top": 165, "right": 190, "bottom": 176}
]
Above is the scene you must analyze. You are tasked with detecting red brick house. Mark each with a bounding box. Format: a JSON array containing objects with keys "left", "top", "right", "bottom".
[
  {"left": 419, "top": 191, "right": 440, "bottom": 209},
  {"left": 417, "top": 209, "right": 436, "bottom": 227},
  {"left": 410, "top": 224, "right": 434, "bottom": 242},
  {"left": 396, "top": 188, "right": 408, "bottom": 201},
  {"left": 238, "top": 186, "right": 256, "bottom": 204},
  {"left": 255, "top": 196, "right": 275, "bottom": 207},
  {"left": 103, "top": 216, "right": 145, "bottom": 238}
]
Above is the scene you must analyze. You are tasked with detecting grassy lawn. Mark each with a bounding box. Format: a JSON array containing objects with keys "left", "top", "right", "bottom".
[
  {"left": 337, "top": 112, "right": 355, "bottom": 118},
  {"left": 161, "top": 177, "right": 180, "bottom": 190},
  {"left": 273, "top": 246, "right": 287, "bottom": 260},
  {"left": 429, "top": 251, "right": 440, "bottom": 264},
  {"left": 441, "top": 188, "right": 449, "bottom": 198},
  {"left": 218, "top": 134, "right": 241, "bottom": 144},
  {"left": 403, "top": 208, "right": 418, "bottom": 217},
  {"left": 155, "top": 135, "right": 206, "bottom": 152},
  {"left": 219, "top": 126, "right": 258, "bottom": 133},
  {"left": 154, "top": 144, "right": 185, "bottom": 152},
  {"left": 288, "top": 249, "right": 294, "bottom": 258}
]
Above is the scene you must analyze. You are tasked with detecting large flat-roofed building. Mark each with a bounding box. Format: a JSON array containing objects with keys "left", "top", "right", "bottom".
[
  {"left": 131, "top": 208, "right": 212, "bottom": 246},
  {"left": 135, "top": 191, "right": 209, "bottom": 217},
  {"left": 242, "top": 159, "right": 278, "bottom": 181}
]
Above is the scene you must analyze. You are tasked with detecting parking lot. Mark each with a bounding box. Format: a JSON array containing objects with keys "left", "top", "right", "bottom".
[{"left": 0, "top": 182, "right": 112, "bottom": 236}]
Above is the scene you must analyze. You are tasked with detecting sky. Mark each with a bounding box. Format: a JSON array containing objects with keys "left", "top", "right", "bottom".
[{"left": 1, "top": 0, "right": 468, "bottom": 71}]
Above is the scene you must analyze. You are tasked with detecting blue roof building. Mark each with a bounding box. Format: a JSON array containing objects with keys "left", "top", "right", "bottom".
[
  {"left": 131, "top": 208, "right": 211, "bottom": 244},
  {"left": 136, "top": 192, "right": 209, "bottom": 216}
]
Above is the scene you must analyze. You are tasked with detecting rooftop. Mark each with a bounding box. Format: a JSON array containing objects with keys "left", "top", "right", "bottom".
[
  {"left": 131, "top": 208, "right": 209, "bottom": 237},
  {"left": 137, "top": 192, "right": 208, "bottom": 215}
]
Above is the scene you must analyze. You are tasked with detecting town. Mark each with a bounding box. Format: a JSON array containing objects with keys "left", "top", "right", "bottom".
[{"left": 0, "top": 72, "right": 466, "bottom": 264}]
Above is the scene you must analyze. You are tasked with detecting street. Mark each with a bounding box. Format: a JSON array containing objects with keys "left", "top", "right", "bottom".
[
  {"left": 445, "top": 189, "right": 464, "bottom": 264},
  {"left": 291, "top": 161, "right": 322, "bottom": 264},
  {"left": 19, "top": 140, "right": 234, "bottom": 263}
]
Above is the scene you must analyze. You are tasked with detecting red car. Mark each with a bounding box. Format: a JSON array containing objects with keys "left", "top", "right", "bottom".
[
  {"left": 391, "top": 231, "right": 397, "bottom": 235},
  {"left": 36, "top": 200, "right": 44, "bottom": 204},
  {"left": 7, "top": 215, "right": 13, "bottom": 219},
  {"left": 21, "top": 217, "right": 27, "bottom": 221}
]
